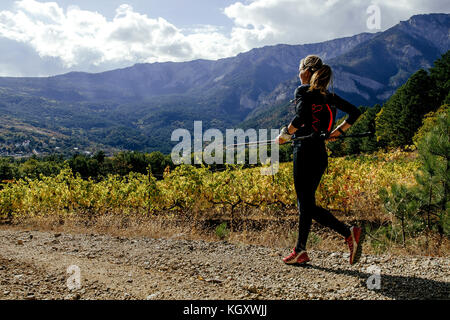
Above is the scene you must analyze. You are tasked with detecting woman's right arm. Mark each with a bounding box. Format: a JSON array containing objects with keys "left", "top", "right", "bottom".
[
  {"left": 276, "top": 86, "right": 309, "bottom": 144},
  {"left": 289, "top": 86, "right": 310, "bottom": 134}
]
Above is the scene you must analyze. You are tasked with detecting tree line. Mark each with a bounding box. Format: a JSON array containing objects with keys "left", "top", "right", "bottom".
[
  {"left": 328, "top": 50, "right": 449, "bottom": 156},
  {"left": 0, "top": 145, "right": 295, "bottom": 182}
]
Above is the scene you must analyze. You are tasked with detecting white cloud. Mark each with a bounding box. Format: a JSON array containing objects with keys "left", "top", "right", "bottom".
[
  {"left": 0, "top": 0, "right": 448, "bottom": 76},
  {"left": 224, "top": 0, "right": 450, "bottom": 47},
  {"left": 0, "top": 0, "right": 241, "bottom": 69}
]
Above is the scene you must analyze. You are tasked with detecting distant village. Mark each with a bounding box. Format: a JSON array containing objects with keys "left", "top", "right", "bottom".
[{"left": 0, "top": 138, "right": 113, "bottom": 159}]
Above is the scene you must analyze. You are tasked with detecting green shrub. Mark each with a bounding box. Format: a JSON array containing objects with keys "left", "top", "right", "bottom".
[{"left": 215, "top": 222, "right": 229, "bottom": 240}]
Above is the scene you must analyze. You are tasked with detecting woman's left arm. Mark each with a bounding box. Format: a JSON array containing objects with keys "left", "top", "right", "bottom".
[{"left": 327, "top": 94, "right": 362, "bottom": 141}]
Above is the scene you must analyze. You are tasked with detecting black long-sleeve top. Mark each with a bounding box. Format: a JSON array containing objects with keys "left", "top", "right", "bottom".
[{"left": 290, "top": 85, "right": 361, "bottom": 144}]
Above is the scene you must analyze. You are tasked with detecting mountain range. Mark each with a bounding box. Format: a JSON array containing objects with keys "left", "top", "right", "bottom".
[{"left": 0, "top": 13, "right": 448, "bottom": 156}]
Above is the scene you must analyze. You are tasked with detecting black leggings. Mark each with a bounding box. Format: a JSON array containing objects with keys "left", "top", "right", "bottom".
[{"left": 293, "top": 143, "right": 351, "bottom": 252}]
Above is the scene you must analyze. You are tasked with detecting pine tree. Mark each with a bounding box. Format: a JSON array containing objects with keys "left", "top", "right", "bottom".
[
  {"left": 341, "top": 106, "right": 368, "bottom": 155},
  {"left": 376, "top": 69, "right": 434, "bottom": 148},
  {"left": 342, "top": 104, "right": 381, "bottom": 154},
  {"left": 413, "top": 109, "right": 450, "bottom": 252},
  {"left": 379, "top": 106, "right": 449, "bottom": 252},
  {"left": 413, "top": 104, "right": 449, "bottom": 146},
  {"left": 429, "top": 50, "right": 450, "bottom": 107},
  {"left": 379, "top": 183, "right": 420, "bottom": 247}
]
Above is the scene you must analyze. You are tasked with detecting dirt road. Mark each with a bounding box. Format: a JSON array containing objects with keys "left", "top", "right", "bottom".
[{"left": 0, "top": 228, "right": 448, "bottom": 300}]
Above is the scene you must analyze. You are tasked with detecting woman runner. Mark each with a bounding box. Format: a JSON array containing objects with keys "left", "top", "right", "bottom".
[{"left": 276, "top": 55, "right": 364, "bottom": 265}]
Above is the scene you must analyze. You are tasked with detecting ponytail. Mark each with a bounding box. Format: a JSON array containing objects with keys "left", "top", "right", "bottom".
[
  {"left": 309, "top": 64, "right": 332, "bottom": 95},
  {"left": 299, "top": 55, "right": 333, "bottom": 95}
]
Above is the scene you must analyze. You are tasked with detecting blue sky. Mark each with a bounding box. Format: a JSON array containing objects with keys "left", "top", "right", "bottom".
[{"left": 0, "top": 0, "right": 449, "bottom": 77}]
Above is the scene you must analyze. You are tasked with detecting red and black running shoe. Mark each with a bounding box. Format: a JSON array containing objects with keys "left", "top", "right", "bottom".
[
  {"left": 345, "top": 226, "right": 365, "bottom": 265},
  {"left": 283, "top": 248, "right": 310, "bottom": 265}
]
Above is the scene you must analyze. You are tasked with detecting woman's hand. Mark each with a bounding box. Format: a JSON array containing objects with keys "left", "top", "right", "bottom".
[
  {"left": 276, "top": 136, "right": 287, "bottom": 144},
  {"left": 277, "top": 126, "right": 293, "bottom": 144},
  {"left": 326, "top": 121, "right": 350, "bottom": 142},
  {"left": 326, "top": 130, "right": 340, "bottom": 142}
]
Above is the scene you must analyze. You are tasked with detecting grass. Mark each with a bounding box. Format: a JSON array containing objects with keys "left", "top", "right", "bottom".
[{"left": 3, "top": 212, "right": 448, "bottom": 257}]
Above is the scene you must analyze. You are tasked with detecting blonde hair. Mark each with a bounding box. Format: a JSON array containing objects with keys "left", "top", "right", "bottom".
[
  {"left": 310, "top": 64, "right": 333, "bottom": 95},
  {"left": 299, "top": 55, "right": 323, "bottom": 74},
  {"left": 299, "top": 55, "right": 333, "bottom": 95}
]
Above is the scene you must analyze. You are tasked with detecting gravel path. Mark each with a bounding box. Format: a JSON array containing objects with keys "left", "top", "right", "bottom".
[{"left": 0, "top": 228, "right": 448, "bottom": 300}]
